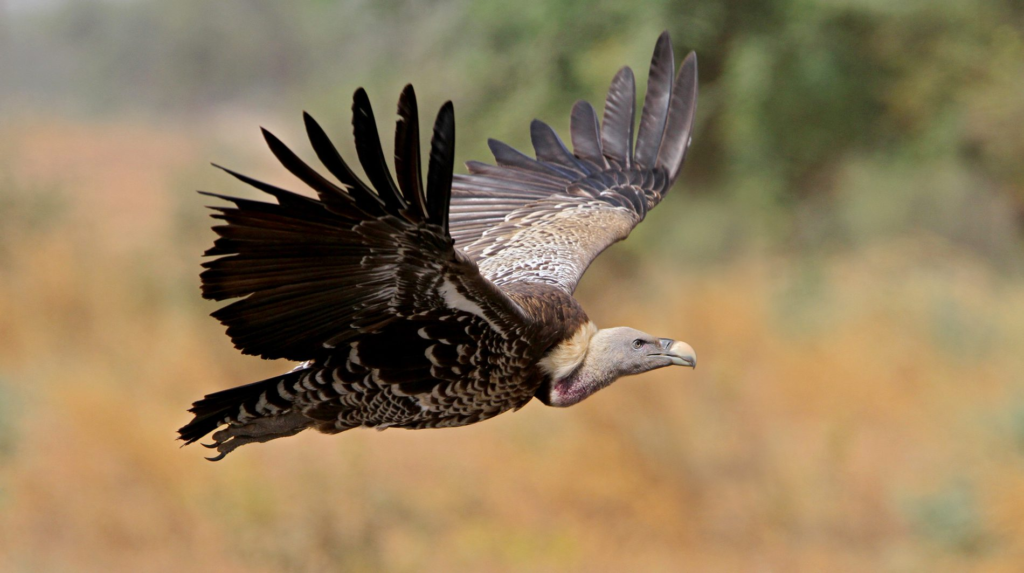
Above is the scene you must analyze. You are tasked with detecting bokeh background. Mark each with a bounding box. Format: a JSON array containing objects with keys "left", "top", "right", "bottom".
[{"left": 1, "top": 0, "right": 1023, "bottom": 570}]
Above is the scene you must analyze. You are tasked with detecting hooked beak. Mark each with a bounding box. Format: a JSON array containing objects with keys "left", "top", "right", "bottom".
[{"left": 656, "top": 338, "right": 697, "bottom": 368}]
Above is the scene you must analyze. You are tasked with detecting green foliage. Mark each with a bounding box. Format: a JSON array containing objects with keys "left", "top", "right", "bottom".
[
  {"left": 0, "top": 375, "right": 18, "bottom": 463},
  {"left": 1, "top": 0, "right": 1020, "bottom": 256},
  {"left": 906, "top": 482, "right": 992, "bottom": 555}
]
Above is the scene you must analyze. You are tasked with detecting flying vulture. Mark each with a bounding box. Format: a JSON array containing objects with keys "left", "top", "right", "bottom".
[{"left": 179, "top": 32, "right": 698, "bottom": 460}]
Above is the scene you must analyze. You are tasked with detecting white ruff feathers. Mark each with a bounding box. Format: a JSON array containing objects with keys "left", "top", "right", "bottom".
[{"left": 538, "top": 321, "right": 597, "bottom": 380}]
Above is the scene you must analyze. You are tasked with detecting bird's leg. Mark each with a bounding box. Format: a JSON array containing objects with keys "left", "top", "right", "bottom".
[
  {"left": 202, "top": 412, "right": 311, "bottom": 461},
  {"left": 205, "top": 431, "right": 297, "bottom": 461}
]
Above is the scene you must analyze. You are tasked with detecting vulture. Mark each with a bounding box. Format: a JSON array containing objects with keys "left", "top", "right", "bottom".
[{"left": 179, "top": 32, "right": 698, "bottom": 460}]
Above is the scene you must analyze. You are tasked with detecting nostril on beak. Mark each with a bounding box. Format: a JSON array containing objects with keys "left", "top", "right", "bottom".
[{"left": 658, "top": 338, "right": 674, "bottom": 350}]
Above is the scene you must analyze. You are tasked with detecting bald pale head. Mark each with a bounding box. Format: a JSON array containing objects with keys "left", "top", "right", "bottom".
[
  {"left": 593, "top": 326, "right": 696, "bottom": 374},
  {"left": 538, "top": 326, "right": 696, "bottom": 408}
]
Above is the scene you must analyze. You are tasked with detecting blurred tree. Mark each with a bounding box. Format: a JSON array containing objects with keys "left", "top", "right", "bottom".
[{"left": 2, "top": 0, "right": 1020, "bottom": 252}]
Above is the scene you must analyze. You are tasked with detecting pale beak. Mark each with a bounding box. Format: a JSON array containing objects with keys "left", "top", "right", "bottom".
[{"left": 656, "top": 339, "right": 697, "bottom": 368}]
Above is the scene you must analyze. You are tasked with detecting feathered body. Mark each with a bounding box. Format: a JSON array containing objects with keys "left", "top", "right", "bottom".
[{"left": 180, "top": 33, "right": 698, "bottom": 459}]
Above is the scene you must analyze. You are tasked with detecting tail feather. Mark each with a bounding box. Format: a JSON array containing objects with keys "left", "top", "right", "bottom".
[{"left": 178, "top": 370, "right": 305, "bottom": 445}]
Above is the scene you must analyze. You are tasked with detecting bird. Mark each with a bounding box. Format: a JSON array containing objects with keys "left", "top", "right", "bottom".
[{"left": 178, "top": 32, "right": 698, "bottom": 460}]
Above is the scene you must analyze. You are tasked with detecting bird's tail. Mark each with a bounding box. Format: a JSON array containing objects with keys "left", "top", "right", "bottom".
[{"left": 178, "top": 369, "right": 315, "bottom": 460}]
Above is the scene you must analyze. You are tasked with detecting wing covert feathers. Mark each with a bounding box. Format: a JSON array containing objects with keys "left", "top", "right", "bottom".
[{"left": 449, "top": 31, "right": 698, "bottom": 293}]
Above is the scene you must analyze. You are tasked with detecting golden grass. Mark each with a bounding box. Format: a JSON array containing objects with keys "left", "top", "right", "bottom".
[{"left": 1, "top": 118, "right": 1023, "bottom": 571}]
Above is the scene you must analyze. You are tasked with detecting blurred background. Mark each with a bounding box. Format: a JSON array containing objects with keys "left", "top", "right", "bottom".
[{"left": 1, "top": 0, "right": 1023, "bottom": 570}]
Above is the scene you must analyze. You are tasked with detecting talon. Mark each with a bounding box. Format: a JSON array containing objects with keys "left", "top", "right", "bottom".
[
  {"left": 200, "top": 442, "right": 219, "bottom": 449},
  {"left": 205, "top": 451, "right": 228, "bottom": 462}
]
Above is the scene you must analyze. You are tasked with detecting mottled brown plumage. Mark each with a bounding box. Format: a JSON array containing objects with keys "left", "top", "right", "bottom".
[{"left": 179, "top": 32, "right": 698, "bottom": 460}]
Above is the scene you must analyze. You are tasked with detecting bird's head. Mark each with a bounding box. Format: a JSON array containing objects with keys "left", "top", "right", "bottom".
[
  {"left": 598, "top": 326, "right": 697, "bottom": 375},
  {"left": 539, "top": 326, "right": 696, "bottom": 407}
]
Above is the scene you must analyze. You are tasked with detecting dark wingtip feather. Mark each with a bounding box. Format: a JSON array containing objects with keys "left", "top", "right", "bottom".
[
  {"left": 260, "top": 126, "right": 361, "bottom": 209},
  {"left": 634, "top": 31, "right": 675, "bottom": 168},
  {"left": 211, "top": 162, "right": 322, "bottom": 209},
  {"left": 426, "top": 101, "right": 455, "bottom": 234},
  {"left": 656, "top": 51, "right": 698, "bottom": 184},
  {"left": 301, "top": 111, "right": 385, "bottom": 214},
  {"left": 529, "top": 119, "right": 588, "bottom": 174},
  {"left": 569, "top": 100, "right": 606, "bottom": 168},
  {"left": 395, "top": 84, "right": 427, "bottom": 220},
  {"left": 488, "top": 138, "right": 573, "bottom": 180},
  {"left": 351, "top": 88, "right": 406, "bottom": 212},
  {"left": 601, "top": 66, "right": 636, "bottom": 169}
]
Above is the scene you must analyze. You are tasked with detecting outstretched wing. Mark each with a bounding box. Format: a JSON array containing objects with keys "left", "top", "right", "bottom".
[
  {"left": 450, "top": 32, "right": 698, "bottom": 293},
  {"left": 201, "top": 85, "right": 529, "bottom": 362}
]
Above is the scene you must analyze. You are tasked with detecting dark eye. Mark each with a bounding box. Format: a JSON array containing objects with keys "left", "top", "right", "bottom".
[{"left": 632, "top": 339, "right": 645, "bottom": 349}]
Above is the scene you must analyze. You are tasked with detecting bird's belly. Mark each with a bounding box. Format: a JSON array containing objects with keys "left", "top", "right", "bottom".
[{"left": 293, "top": 362, "right": 541, "bottom": 432}]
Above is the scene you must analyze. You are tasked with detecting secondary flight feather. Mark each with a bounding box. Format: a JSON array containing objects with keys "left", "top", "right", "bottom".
[{"left": 179, "top": 32, "right": 699, "bottom": 460}]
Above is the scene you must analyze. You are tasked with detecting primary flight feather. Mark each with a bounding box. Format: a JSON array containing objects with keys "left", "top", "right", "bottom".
[{"left": 179, "top": 32, "right": 698, "bottom": 460}]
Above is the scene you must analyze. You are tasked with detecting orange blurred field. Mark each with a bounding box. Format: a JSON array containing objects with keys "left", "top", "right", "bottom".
[{"left": 1, "top": 116, "right": 1023, "bottom": 572}]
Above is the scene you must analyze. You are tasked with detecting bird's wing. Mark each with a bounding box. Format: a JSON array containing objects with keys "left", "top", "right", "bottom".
[
  {"left": 200, "top": 86, "right": 530, "bottom": 362},
  {"left": 450, "top": 32, "right": 697, "bottom": 293}
]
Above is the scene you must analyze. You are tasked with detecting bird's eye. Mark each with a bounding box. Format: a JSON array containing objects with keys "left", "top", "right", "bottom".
[{"left": 632, "top": 339, "right": 645, "bottom": 349}]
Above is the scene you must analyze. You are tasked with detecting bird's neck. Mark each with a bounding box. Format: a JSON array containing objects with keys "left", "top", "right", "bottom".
[
  {"left": 537, "top": 321, "right": 597, "bottom": 381},
  {"left": 546, "top": 360, "right": 616, "bottom": 407},
  {"left": 539, "top": 328, "right": 617, "bottom": 408}
]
